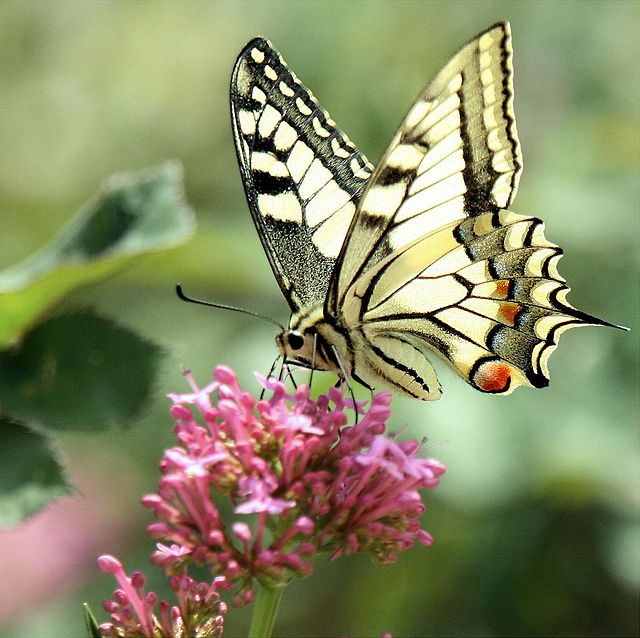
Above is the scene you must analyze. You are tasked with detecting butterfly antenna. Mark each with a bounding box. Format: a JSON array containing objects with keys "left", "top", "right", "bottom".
[{"left": 176, "top": 284, "right": 285, "bottom": 330}]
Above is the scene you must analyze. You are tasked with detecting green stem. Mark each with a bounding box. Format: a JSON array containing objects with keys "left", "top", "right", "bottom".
[{"left": 248, "top": 581, "right": 287, "bottom": 638}]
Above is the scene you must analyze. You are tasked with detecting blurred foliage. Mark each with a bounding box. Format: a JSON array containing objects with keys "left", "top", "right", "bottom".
[
  {"left": 0, "top": 162, "right": 192, "bottom": 527},
  {"left": 0, "top": 161, "right": 193, "bottom": 348},
  {"left": 0, "top": 1, "right": 638, "bottom": 637},
  {"left": 0, "top": 313, "right": 163, "bottom": 432},
  {"left": 0, "top": 416, "right": 71, "bottom": 527}
]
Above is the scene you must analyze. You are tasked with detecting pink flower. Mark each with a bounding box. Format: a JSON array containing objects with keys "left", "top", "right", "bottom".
[
  {"left": 97, "top": 554, "right": 226, "bottom": 637},
  {"left": 142, "top": 366, "right": 445, "bottom": 605}
]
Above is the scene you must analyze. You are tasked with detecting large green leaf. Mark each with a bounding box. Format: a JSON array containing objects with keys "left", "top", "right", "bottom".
[
  {"left": 0, "top": 416, "right": 72, "bottom": 528},
  {"left": 0, "top": 312, "right": 163, "bottom": 431},
  {"left": 0, "top": 161, "right": 194, "bottom": 349}
]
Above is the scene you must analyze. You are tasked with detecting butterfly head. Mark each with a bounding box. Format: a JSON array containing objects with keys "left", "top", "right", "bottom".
[
  {"left": 276, "top": 326, "right": 333, "bottom": 372},
  {"left": 276, "top": 308, "right": 349, "bottom": 374}
]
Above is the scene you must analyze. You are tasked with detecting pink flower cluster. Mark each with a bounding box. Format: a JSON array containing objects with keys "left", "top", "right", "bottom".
[
  {"left": 141, "top": 366, "right": 445, "bottom": 605},
  {"left": 97, "top": 554, "right": 226, "bottom": 637}
]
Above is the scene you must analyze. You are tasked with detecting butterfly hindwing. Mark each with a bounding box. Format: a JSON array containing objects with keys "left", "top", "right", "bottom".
[
  {"left": 231, "top": 38, "right": 373, "bottom": 311},
  {"left": 346, "top": 209, "right": 609, "bottom": 397}
]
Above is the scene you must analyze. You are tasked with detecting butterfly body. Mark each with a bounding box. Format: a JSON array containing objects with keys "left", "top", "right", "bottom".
[{"left": 231, "top": 23, "right": 616, "bottom": 401}]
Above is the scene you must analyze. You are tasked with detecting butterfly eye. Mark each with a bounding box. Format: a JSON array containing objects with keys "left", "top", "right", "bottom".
[{"left": 287, "top": 331, "right": 305, "bottom": 350}]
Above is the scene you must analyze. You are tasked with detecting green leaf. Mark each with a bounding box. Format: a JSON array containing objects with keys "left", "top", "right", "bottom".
[
  {"left": 0, "top": 161, "right": 195, "bottom": 349},
  {"left": 83, "top": 603, "right": 105, "bottom": 638},
  {"left": 0, "top": 311, "right": 163, "bottom": 431},
  {"left": 0, "top": 416, "right": 72, "bottom": 528}
]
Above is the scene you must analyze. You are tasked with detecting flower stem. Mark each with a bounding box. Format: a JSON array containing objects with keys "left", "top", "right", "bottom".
[{"left": 248, "top": 581, "right": 287, "bottom": 638}]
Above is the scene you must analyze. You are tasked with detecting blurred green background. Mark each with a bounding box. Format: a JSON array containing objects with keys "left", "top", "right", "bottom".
[{"left": 0, "top": 1, "right": 638, "bottom": 636}]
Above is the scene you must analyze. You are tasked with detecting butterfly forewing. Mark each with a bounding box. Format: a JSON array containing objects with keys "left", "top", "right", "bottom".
[
  {"left": 331, "top": 22, "right": 522, "bottom": 312},
  {"left": 231, "top": 38, "right": 373, "bottom": 311}
]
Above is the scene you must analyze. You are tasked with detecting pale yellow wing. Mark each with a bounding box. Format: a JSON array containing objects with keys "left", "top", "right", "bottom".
[
  {"left": 330, "top": 22, "right": 521, "bottom": 313},
  {"left": 328, "top": 23, "right": 615, "bottom": 400}
]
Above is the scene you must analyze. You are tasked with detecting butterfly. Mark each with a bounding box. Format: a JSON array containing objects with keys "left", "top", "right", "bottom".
[{"left": 229, "top": 21, "right": 618, "bottom": 401}]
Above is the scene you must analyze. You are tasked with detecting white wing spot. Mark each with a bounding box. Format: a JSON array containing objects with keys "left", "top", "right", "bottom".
[
  {"left": 534, "top": 315, "right": 571, "bottom": 341},
  {"left": 503, "top": 221, "right": 529, "bottom": 251},
  {"left": 362, "top": 182, "right": 407, "bottom": 217},
  {"left": 279, "top": 81, "right": 295, "bottom": 97},
  {"left": 486, "top": 127, "right": 506, "bottom": 153},
  {"left": 331, "top": 137, "right": 350, "bottom": 158},
  {"left": 251, "top": 152, "right": 289, "bottom": 178},
  {"left": 483, "top": 103, "right": 500, "bottom": 130},
  {"left": 526, "top": 248, "right": 556, "bottom": 278},
  {"left": 386, "top": 144, "right": 424, "bottom": 171},
  {"left": 258, "top": 104, "right": 282, "bottom": 138},
  {"left": 481, "top": 67, "right": 495, "bottom": 86},
  {"left": 312, "top": 116, "right": 331, "bottom": 138},
  {"left": 251, "top": 48, "right": 265, "bottom": 63},
  {"left": 491, "top": 148, "right": 512, "bottom": 173},
  {"left": 252, "top": 86, "right": 267, "bottom": 105},
  {"left": 484, "top": 83, "right": 499, "bottom": 104},
  {"left": 264, "top": 65, "right": 278, "bottom": 81},
  {"left": 447, "top": 73, "right": 463, "bottom": 93},
  {"left": 286, "top": 140, "right": 314, "bottom": 183},
  {"left": 238, "top": 110, "right": 256, "bottom": 136},
  {"left": 350, "top": 157, "right": 364, "bottom": 176},
  {"left": 296, "top": 97, "right": 313, "bottom": 116},
  {"left": 479, "top": 50, "right": 493, "bottom": 70},
  {"left": 258, "top": 192, "right": 302, "bottom": 222},
  {"left": 274, "top": 120, "right": 298, "bottom": 151},
  {"left": 405, "top": 100, "right": 431, "bottom": 130},
  {"left": 479, "top": 28, "right": 501, "bottom": 52},
  {"left": 492, "top": 173, "right": 514, "bottom": 207}
]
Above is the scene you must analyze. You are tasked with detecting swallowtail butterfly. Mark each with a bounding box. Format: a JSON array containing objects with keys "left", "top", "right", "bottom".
[{"left": 230, "top": 22, "right": 617, "bottom": 400}]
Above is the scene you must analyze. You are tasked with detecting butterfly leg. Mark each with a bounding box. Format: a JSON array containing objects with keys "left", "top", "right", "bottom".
[
  {"left": 308, "top": 333, "right": 318, "bottom": 392},
  {"left": 261, "top": 355, "right": 283, "bottom": 400},
  {"left": 331, "top": 345, "right": 362, "bottom": 421},
  {"left": 276, "top": 356, "right": 299, "bottom": 391},
  {"left": 284, "top": 362, "right": 298, "bottom": 389}
]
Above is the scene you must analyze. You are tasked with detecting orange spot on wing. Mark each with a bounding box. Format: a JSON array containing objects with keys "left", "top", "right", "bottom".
[
  {"left": 498, "top": 302, "right": 521, "bottom": 326},
  {"left": 491, "top": 279, "right": 510, "bottom": 299},
  {"left": 473, "top": 360, "right": 512, "bottom": 393},
  {"left": 495, "top": 280, "right": 510, "bottom": 298}
]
